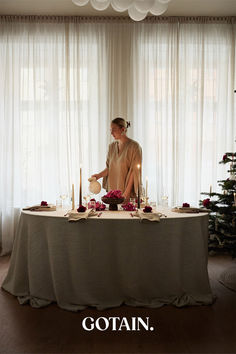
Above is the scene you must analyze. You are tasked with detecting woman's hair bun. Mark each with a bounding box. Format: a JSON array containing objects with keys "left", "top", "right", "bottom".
[{"left": 112, "top": 117, "right": 131, "bottom": 130}]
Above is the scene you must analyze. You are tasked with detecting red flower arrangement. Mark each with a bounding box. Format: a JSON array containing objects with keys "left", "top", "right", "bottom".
[
  {"left": 143, "top": 206, "right": 152, "bottom": 213},
  {"left": 122, "top": 203, "right": 136, "bottom": 211},
  {"left": 77, "top": 205, "right": 87, "bottom": 212},
  {"left": 88, "top": 199, "right": 106, "bottom": 211},
  {"left": 104, "top": 190, "right": 123, "bottom": 199},
  {"left": 182, "top": 203, "right": 190, "bottom": 207},
  {"left": 96, "top": 203, "right": 106, "bottom": 211},
  {"left": 202, "top": 198, "right": 211, "bottom": 208},
  {"left": 41, "top": 201, "right": 48, "bottom": 206}
]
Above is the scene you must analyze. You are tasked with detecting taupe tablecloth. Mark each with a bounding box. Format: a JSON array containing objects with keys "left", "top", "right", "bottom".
[{"left": 2, "top": 208, "right": 213, "bottom": 311}]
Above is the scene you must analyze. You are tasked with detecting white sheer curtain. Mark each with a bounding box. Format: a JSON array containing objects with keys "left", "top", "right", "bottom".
[
  {"left": 0, "top": 16, "right": 235, "bottom": 254},
  {"left": 131, "top": 19, "right": 236, "bottom": 207},
  {"left": 0, "top": 19, "right": 110, "bottom": 254}
]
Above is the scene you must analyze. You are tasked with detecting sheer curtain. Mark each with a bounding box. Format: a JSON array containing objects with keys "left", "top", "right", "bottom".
[
  {"left": 131, "top": 19, "right": 236, "bottom": 207},
  {"left": 0, "top": 16, "right": 235, "bottom": 254}
]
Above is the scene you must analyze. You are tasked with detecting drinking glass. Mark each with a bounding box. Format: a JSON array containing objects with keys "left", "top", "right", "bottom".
[
  {"left": 161, "top": 195, "right": 168, "bottom": 207},
  {"left": 90, "top": 200, "right": 96, "bottom": 210},
  {"left": 83, "top": 193, "right": 91, "bottom": 207},
  {"left": 130, "top": 198, "right": 136, "bottom": 206},
  {"left": 150, "top": 201, "right": 157, "bottom": 210},
  {"left": 60, "top": 191, "right": 68, "bottom": 209},
  {"left": 56, "top": 199, "right": 62, "bottom": 210}
]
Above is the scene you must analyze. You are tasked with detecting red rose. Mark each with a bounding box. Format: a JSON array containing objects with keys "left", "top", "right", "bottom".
[
  {"left": 182, "top": 203, "right": 190, "bottom": 207},
  {"left": 223, "top": 154, "right": 227, "bottom": 161},
  {"left": 202, "top": 198, "right": 210, "bottom": 208},
  {"left": 143, "top": 206, "right": 152, "bottom": 213},
  {"left": 41, "top": 201, "right": 48, "bottom": 206},
  {"left": 95, "top": 202, "right": 106, "bottom": 211},
  {"left": 122, "top": 203, "right": 136, "bottom": 211},
  {"left": 99, "top": 203, "right": 106, "bottom": 211},
  {"left": 104, "top": 190, "right": 123, "bottom": 199},
  {"left": 77, "top": 205, "right": 86, "bottom": 212}
]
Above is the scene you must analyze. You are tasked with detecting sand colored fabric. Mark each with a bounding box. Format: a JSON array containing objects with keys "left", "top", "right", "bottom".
[
  {"left": 103, "top": 138, "right": 142, "bottom": 197},
  {"left": 67, "top": 209, "right": 97, "bottom": 222},
  {"left": 133, "top": 210, "right": 163, "bottom": 222},
  {"left": 23, "top": 205, "right": 56, "bottom": 211},
  {"left": 2, "top": 210, "right": 213, "bottom": 311}
]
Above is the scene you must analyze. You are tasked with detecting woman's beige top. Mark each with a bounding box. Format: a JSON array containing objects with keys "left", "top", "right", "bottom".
[{"left": 102, "top": 138, "right": 142, "bottom": 198}]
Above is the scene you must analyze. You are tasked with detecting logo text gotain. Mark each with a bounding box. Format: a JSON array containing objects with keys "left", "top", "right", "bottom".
[{"left": 82, "top": 317, "right": 154, "bottom": 331}]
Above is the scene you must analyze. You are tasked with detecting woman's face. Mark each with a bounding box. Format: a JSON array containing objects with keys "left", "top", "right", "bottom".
[{"left": 110, "top": 123, "right": 124, "bottom": 140}]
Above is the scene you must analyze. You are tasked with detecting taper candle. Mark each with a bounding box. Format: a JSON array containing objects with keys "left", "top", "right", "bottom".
[
  {"left": 210, "top": 185, "right": 212, "bottom": 194},
  {"left": 234, "top": 192, "right": 236, "bottom": 206},
  {"left": 145, "top": 176, "right": 148, "bottom": 200},
  {"left": 72, "top": 184, "right": 75, "bottom": 210},
  {"left": 79, "top": 165, "right": 82, "bottom": 206},
  {"left": 137, "top": 164, "right": 141, "bottom": 209}
]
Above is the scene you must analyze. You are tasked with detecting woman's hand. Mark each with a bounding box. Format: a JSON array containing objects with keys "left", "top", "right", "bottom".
[
  {"left": 92, "top": 168, "right": 108, "bottom": 180},
  {"left": 92, "top": 173, "right": 100, "bottom": 180}
]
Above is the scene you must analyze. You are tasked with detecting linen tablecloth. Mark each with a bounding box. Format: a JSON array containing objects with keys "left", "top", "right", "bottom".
[{"left": 2, "top": 208, "right": 213, "bottom": 311}]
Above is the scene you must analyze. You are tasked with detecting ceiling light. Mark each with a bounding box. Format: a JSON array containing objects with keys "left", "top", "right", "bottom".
[{"left": 72, "top": 0, "right": 172, "bottom": 21}]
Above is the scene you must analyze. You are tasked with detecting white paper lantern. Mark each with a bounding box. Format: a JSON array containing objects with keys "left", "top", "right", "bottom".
[
  {"left": 134, "top": 0, "right": 154, "bottom": 13},
  {"left": 91, "top": 0, "right": 110, "bottom": 10},
  {"left": 128, "top": 4, "right": 147, "bottom": 21},
  {"left": 72, "top": 0, "right": 89, "bottom": 6},
  {"left": 111, "top": 0, "right": 133, "bottom": 12},
  {"left": 150, "top": 0, "right": 168, "bottom": 15}
]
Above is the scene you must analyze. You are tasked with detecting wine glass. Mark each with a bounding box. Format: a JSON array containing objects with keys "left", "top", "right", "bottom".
[
  {"left": 83, "top": 193, "right": 92, "bottom": 207},
  {"left": 60, "top": 191, "right": 68, "bottom": 209},
  {"left": 161, "top": 195, "right": 168, "bottom": 207},
  {"left": 150, "top": 201, "right": 157, "bottom": 210}
]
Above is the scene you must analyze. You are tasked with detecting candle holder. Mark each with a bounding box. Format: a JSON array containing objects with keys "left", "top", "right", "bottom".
[{"left": 144, "top": 196, "right": 149, "bottom": 206}]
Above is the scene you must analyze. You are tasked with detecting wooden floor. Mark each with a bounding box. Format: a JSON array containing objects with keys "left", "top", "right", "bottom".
[{"left": 0, "top": 254, "right": 236, "bottom": 354}]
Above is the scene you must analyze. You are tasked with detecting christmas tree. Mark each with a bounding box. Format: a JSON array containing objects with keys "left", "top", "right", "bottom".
[{"left": 200, "top": 152, "right": 236, "bottom": 257}]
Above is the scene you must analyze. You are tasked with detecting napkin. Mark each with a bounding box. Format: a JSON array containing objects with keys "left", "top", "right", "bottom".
[
  {"left": 23, "top": 204, "right": 56, "bottom": 211},
  {"left": 172, "top": 207, "right": 209, "bottom": 213},
  {"left": 133, "top": 210, "right": 163, "bottom": 222},
  {"left": 67, "top": 209, "right": 97, "bottom": 222}
]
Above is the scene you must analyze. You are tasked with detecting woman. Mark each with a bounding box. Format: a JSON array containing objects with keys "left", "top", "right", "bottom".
[{"left": 92, "top": 118, "right": 142, "bottom": 203}]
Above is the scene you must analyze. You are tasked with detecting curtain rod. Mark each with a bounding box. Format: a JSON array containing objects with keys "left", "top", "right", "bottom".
[{"left": 0, "top": 15, "right": 235, "bottom": 24}]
